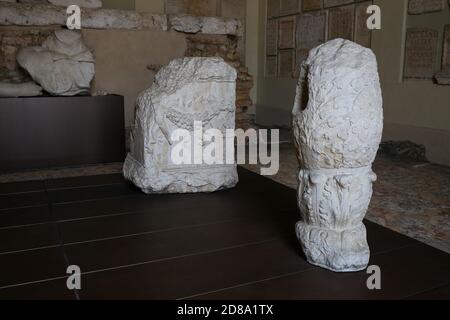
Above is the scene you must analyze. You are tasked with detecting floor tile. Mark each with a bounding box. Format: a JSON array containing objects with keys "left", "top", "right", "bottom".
[
  {"left": 0, "top": 180, "right": 45, "bottom": 196},
  {"left": 0, "top": 192, "right": 48, "bottom": 211},
  {"left": 77, "top": 238, "right": 314, "bottom": 300},
  {"left": 0, "top": 247, "right": 67, "bottom": 288},
  {"left": 48, "top": 183, "right": 141, "bottom": 204},
  {"left": 0, "top": 206, "right": 52, "bottom": 228},
  {"left": 0, "top": 279, "right": 76, "bottom": 300},
  {"left": 45, "top": 174, "right": 125, "bottom": 190},
  {"left": 0, "top": 223, "right": 60, "bottom": 253},
  {"left": 63, "top": 218, "right": 293, "bottom": 272},
  {"left": 406, "top": 284, "right": 450, "bottom": 300},
  {"left": 193, "top": 244, "right": 450, "bottom": 300}
]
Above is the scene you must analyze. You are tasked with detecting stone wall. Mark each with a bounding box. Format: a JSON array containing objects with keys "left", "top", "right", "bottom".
[{"left": 0, "top": 1, "right": 254, "bottom": 132}]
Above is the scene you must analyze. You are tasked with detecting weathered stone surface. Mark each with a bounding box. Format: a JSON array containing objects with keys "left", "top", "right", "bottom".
[
  {"left": 123, "top": 57, "right": 238, "bottom": 194},
  {"left": 17, "top": 29, "right": 94, "bottom": 95},
  {"left": 292, "top": 39, "right": 383, "bottom": 272},
  {"left": 169, "top": 14, "right": 241, "bottom": 35},
  {"left": 185, "top": 33, "right": 253, "bottom": 110},
  {"left": 0, "top": 2, "right": 168, "bottom": 31},
  {"left": 0, "top": 81, "right": 42, "bottom": 97},
  {"left": 48, "top": 0, "right": 102, "bottom": 8}
]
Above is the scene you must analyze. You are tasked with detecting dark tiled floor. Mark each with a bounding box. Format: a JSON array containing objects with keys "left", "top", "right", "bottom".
[{"left": 0, "top": 168, "right": 449, "bottom": 300}]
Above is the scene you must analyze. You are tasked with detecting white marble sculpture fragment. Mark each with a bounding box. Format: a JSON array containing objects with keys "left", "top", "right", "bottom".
[
  {"left": 123, "top": 57, "right": 238, "bottom": 194},
  {"left": 16, "top": 29, "right": 94, "bottom": 96},
  {"left": 292, "top": 39, "right": 383, "bottom": 272},
  {"left": 0, "top": 81, "right": 42, "bottom": 97}
]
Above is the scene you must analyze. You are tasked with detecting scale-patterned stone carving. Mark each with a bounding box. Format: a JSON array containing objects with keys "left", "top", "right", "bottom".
[
  {"left": 124, "top": 57, "right": 238, "bottom": 194},
  {"left": 292, "top": 39, "right": 383, "bottom": 272}
]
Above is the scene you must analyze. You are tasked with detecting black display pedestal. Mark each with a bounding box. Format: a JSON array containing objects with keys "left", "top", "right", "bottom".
[{"left": 0, "top": 95, "right": 125, "bottom": 173}]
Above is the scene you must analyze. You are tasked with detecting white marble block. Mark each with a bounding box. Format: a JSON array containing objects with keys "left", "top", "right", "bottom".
[
  {"left": 16, "top": 29, "right": 95, "bottom": 96},
  {"left": 123, "top": 57, "right": 238, "bottom": 194},
  {"left": 292, "top": 39, "right": 383, "bottom": 272}
]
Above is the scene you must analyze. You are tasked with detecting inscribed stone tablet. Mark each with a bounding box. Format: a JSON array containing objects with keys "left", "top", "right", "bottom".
[
  {"left": 266, "top": 56, "right": 278, "bottom": 78},
  {"left": 278, "top": 49, "right": 294, "bottom": 77},
  {"left": 404, "top": 28, "right": 438, "bottom": 79},
  {"left": 280, "top": 0, "right": 299, "bottom": 16},
  {"left": 296, "top": 12, "right": 326, "bottom": 50},
  {"left": 442, "top": 25, "right": 450, "bottom": 71},
  {"left": 408, "top": 0, "right": 444, "bottom": 14},
  {"left": 303, "top": 0, "right": 322, "bottom": 11},
  {"left": 267, "top": 0, "right": 280, "bottom": 18},
  {"left": 278, "top": 16, "right": 296, "bottom": 49},
  {"left": 165, "top": 0, "right": 217, "bottom": 16},
  {"left": 354, "top": 1, "right": 372, "bottom": 47},
  {"left": 266, "top": 18, "right": 279, "bottom": 56},
  {"left": 324, "top": 0, "right": 354, "bottom": 8},
  {"left": 328, "top": 5, "right": 354, "bottom": 41}
]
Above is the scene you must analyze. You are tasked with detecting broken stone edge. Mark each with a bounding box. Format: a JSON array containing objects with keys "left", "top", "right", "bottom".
[{"left": 0, "top": 3, "right": 242, "bottom": 35}]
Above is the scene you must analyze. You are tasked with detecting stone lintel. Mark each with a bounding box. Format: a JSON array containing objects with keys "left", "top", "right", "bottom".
[{"left": 0, "top": 3, "right": 241, "bottom": 35}]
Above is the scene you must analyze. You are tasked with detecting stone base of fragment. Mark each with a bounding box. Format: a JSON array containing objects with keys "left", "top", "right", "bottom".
[
  {"left": 292, "top": 39, "right": 384, "bottom": 272},
  {"left": 124, "top": 57, "right": 239, "bottom": 194}
]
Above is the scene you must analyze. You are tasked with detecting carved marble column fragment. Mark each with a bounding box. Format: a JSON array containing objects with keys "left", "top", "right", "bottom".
[{"left": 292, "top": 39, "right": 383, "bottom": 272}]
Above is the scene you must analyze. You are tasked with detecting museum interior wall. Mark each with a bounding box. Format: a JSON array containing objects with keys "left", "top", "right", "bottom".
[
  {"left": 254, "top": 0, "right": 450, "bottom": 166},
  {"left": 0, "top": 0, "right": 255, "bottom": 148}
]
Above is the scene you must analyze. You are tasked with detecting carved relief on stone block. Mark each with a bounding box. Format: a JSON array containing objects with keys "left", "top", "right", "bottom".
[
  {"left": 328, "top": 5, "right": 355, "bottom": 41},
  {"left": 354, "top": 1, "right": 372, "bottom": 48},
  {"left": 123, "top": 57, "right": 238, "bottom": 194},
  {"left": 266, "top": 18, "right": 279, "bottom": 56},
  {"left": 302, "top": 0, "right": 322, "bottom": 11},
  {"left": 292, "top": 39, "right": 383, "bottom": 272},
  {"left": 278, "top": 16, "right": 296, "bottom": 49},
  {"left": 324, "top": 0, "right": 354, "bottom": 8},
  {"left": 267, "top": 0, "right": 280, "bottom": 18},
  {"left": 404, "top": 28, "right": 438, "bottom": 79},
  {"left": 408, "top": 0, "right": 444, "bottom": 14},
  {"left": 280, "top": 0, "right": 299, "bottom": 16},
  {"left": 278, "top": 49, "right": 294, "bottom": 77},
  {"left": 265, "top": 56, "right": 278, "bottom": 77}
]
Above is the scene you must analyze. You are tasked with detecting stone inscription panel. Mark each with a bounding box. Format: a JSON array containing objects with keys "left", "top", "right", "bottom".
[
  {"left": 328, "top": 5, "right": 355, "bottom": 41},
  {"left": 296, "top": 12, "right": 326, "bottom": 50},
  {"left": 278, "top": 16, "right": 295, "bottom": 49},
  {"left": 266, "top": 56, "right": 278, "bottom": 77},
  {"left": 303, "top": 0, "right": 323, "bottom": 11},
  {"left": 324, "top": 0, "right": 354, "bottom": 8},
  {"left": 278, "top": 49, "right": 294, "bottom": 77},
  {"left": 266, "top": 18, "right": 279, "bottom": 56},
  {"left": 354, "top": 1, "right": 372, "bottom": 47},
  {"left": 267, "top": 0, "right": 280, "bottom": 18},
  {"left": 408, "top": 0, "right": 444, "bottom": 14},
  {"left": 404, "top": 28, "right": 439, "bottom": 79}
]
